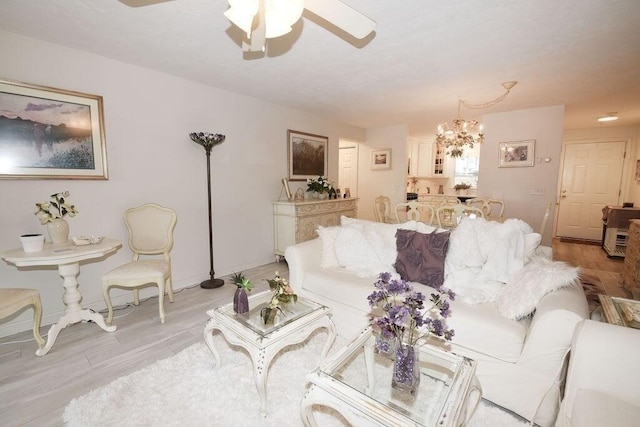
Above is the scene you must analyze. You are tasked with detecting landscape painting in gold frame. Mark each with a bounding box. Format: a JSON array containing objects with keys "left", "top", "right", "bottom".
[{"left": 0, "top": 78, "right": 108, "bottom": 179}]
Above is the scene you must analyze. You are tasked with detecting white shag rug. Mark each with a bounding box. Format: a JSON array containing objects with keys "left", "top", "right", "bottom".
[{"left": 64, "top": 332, "right": 529, "bottom": 426}]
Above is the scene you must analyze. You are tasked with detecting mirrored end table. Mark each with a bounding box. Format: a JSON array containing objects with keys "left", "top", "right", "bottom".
[
  {"left": 301, "top": 326, "right": 481, "bottom": 426},
  {"left": 203, "top": 291, "right": 336, "bottom": 417}
]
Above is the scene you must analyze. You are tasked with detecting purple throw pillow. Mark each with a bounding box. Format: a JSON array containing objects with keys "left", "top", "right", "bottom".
[{"left": 394, "top": 229, "right": 450, "bottom": 288}]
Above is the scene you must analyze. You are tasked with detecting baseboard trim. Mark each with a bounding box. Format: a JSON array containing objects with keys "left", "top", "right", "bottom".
[{"left": 559, "top": 237, "right": 601, "bottom": 246}]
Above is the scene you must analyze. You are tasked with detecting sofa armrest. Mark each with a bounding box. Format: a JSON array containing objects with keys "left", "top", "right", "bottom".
[
  {"left": 561, "top": 320, "right": 640, "bottom": 418},
  {"left": 518, "top": 282, "right": 589, "bottom": 376},
  {"left": 284, "top": 238, "right": 322, "bottom": 290}
]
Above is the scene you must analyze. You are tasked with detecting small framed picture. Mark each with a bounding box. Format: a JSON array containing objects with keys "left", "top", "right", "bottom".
[
  {"left": 371, "top": 148, "right": 391, "bottom": 170},
  {"left": 281, "top": 177, "right": 292, "bottom": 200},
  {"left": 498, "top": 140, "right": 535, "bottom": 168}
]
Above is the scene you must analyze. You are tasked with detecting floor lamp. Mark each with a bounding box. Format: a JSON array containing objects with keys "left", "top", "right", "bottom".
[{"left": 189, "top": 131, "right": 226, "bottom": 289}]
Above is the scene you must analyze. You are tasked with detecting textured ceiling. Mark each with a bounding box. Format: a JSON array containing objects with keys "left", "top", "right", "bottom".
[{"left": 1, "top": 0, "right": 639, "bottom": 137}]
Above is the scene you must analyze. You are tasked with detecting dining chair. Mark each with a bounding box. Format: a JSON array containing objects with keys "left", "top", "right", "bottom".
[
  {"left": 466, "top": 197, "right": 505, "bottom": 222},
  {"left": 436, "top": 203, "right": 485, "bottom": 229},
  {"left": 539, "top": 202, "right": 553, "bottom": 239},
  {"left": 0, "top": 288, "right": 45, "bottom": 352},
  {"left": 394, "top": 201, "right": 436, "bottom": 225},
  {"left": 374, "top": 195, "right": 396, "bottom": 223},
  {"left": 102, "top": 203, "right": 177, "bottom": 325}
]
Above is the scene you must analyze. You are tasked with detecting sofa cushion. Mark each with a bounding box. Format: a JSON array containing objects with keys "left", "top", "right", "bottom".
[
  {"left": 394, "top": 229, "right": 450, "bottom": 288},
  {"left": 317, "top": 225, "right": 341, "bottom": 268},
  {"left": 495, "top": 256, "right": 579, "bottom": 320},
  {"left": 303, "top": 266, "right": 528, "bottom": 363}
]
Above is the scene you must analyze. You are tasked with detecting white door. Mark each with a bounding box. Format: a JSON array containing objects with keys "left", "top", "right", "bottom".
[
  {"left": 556, "top": 141, "right": 626, "bottom": 240},
  {"left": 339, "top": 144, "right": 358, "bottom": 197}
]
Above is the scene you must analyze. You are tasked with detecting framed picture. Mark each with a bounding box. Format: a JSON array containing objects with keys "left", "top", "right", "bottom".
[
  {"left": 287, "top": 130, "right": 328, "bottom": 181},
  {"left": 636, "top": 160, "right": 640, "bottom": 181},
  {"left": 371, "top": 148, "right": 391, "bottom": 170},
  {"left": 0, "top": 78, "right": 108, "bottom": 179},
  {"left": 281, "top": 177, "right": 292, "bottom": 200},
  {"left": 498, "top": 140, "right": 535, "bottom": 168}
]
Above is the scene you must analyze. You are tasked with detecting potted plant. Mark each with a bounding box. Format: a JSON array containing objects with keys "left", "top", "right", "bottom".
[
  {"left": 453, "top": 182, "right": 471, "bottom": 195},
  {"left": 231, "top": 272, "right": 253, "bottom": 314},
  {"left": 34, "top": 191, "right": 78, "bottom": 244},
  {"left": 306, "top": 176, "right": 334, "bottom": 199},
  {"left": 260, "top": 271, "right": 297, "bottom": 325}
]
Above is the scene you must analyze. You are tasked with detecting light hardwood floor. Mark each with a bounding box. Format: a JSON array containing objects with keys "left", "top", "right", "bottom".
[{"left": 0, "top": 239, "right": 628, "bottom": 426}]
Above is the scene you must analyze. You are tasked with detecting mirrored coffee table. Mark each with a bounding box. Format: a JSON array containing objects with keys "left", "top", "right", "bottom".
[
  {"left": 203, "top": 291, "right": 335, "bottom": 417},
  {"left": 301, "top": 326, "right": 481, "bottom": 426}
]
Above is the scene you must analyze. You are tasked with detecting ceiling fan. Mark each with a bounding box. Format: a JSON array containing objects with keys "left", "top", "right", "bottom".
[{"left": 119, "top": 0, "right": 376, "bottom": 54}]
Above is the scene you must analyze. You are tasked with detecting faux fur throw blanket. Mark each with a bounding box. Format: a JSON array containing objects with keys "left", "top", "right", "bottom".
[{"left": 444, "top": 218, "right": 541, "bottom": 304}]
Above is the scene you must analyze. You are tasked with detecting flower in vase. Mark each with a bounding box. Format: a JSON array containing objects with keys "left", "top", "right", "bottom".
[
  {"left": 367, "top": 272, "right": 455, "bottom": 347},
  {"left": 34, "top": 191, "right": 78, "bottom": 224},
  {"left": 265, "top": 271, "right": 297, "bottom": 308}
]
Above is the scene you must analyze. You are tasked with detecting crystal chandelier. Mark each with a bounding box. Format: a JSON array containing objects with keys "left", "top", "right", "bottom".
[{"left": 436, "top": 81, "right": 517, "bottom": 157}]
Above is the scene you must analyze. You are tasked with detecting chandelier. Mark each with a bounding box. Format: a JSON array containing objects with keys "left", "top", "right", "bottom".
[{"left": 436, "top": 81, "right": 517, "bottom": 158}]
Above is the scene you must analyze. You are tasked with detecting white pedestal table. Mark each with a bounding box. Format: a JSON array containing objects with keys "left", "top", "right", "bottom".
[{"left": 2, "top": 238, "right": 122, "bottom": 356}]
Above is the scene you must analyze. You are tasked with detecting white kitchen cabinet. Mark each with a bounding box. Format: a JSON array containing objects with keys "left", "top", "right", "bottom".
[
  {"left": 409, "top": 140, "right": 452, "bottom": 178},
  {"left": 272, "top": 198, "right": 358, "bottom": 259}
]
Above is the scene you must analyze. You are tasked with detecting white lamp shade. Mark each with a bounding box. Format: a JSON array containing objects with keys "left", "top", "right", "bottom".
[
  {"left": 264, "top": 0, "right": 304, "bottom": 38},
  {"left": 224, "top": 0, "right": 259, "bottom": 36}
]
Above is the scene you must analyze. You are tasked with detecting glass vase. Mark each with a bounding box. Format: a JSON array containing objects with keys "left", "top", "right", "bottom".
[
  {"left": 233, "top": 288, "right": 249, "bottom": 314},
  {"left": 374, "top": 333, "right": 397, "bottom": 359},
  {"left": 392, "top": 342, "right": 420, "bottom": 395}
]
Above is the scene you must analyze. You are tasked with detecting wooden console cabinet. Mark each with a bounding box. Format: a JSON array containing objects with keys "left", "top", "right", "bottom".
[{"left": 272, "top": 198, "right": 358, "bottom": 258}]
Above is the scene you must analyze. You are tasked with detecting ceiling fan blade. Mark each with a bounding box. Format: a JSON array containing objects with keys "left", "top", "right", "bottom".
[
  {"left": 304, "top": 0, "right": 376, "bottom": 39},
  {"left": 243, "top": 0, "right": 266, "bottom": 53},
  {"left": 118, "top": 0, "right": 173, "bottom": 7}
]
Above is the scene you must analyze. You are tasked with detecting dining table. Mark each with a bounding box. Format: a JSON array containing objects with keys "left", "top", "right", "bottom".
[{"left": 1, "top": 238, "right": 122, "bottom": 356}]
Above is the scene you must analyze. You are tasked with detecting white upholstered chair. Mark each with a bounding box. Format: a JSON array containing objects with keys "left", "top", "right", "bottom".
[
  {"left": 0, "top": 288, "right": 45, "bottom": 352},
  {"left": 466, "top": 197, "right": 505, "bottom": 222},
  {"left": 436, "top": 203, "right": 485, "bottom": 229},
  {"left": 374, "top": 195, "right": 396, "bottom": 223},
  {"left": 394, "top": 201, "right": 435, "bottom": 225},
  {"left": 102, "top": 203, "right": 177, "bottom": 325}
]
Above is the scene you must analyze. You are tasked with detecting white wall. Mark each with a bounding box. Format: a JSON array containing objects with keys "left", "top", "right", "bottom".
[
  {"left": 478, "top": 105, "right": 565, "bottom": 245},
  {"left": 0, "top": 31, "right": 365, "bottom": 337},
  {"left": 357, "top": 124, "right": 408, "bottom": 221}
]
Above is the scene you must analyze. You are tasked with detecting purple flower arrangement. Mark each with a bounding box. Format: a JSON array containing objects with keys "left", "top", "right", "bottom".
[{"left": 367, "top": 272, "right": 455, "bottom": 347}]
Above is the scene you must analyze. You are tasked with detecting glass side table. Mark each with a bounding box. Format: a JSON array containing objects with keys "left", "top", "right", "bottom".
[
  {"left": 599, "top": 294, "right": 640, "bottom": 329},
  {"left": 203, "top": 290, "right": 336, "bottom": 417},
  {"left": 301, "top": 326, "right": 481, "bottom": 426}
]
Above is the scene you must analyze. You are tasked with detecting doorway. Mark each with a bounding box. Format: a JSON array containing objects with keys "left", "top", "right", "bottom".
[
  {"left": 556, "top": 140, "right": 627, "bottom": 241},
  {"left": 339, "top": 140, "right": 359, "bottom": 198}
]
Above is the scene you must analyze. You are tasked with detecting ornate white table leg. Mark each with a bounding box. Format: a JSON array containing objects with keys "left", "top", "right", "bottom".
[
  {"left": 36, "top": 262, "right": 115, "bottom": 356},
  {"left": 463, "top": 377, "right": 483, "bottom": 424},
  {"left": 319, "top": 317, "right": 336, "bottom": 364},
  {"left": 363, "top": 341, "right": 375, "bottom": 394},
  {"left": 300, "top": 385, "right": 320, "bottom": 427},
  {"left": 203, "top": 319, "right": 221, "bottom": 367}
]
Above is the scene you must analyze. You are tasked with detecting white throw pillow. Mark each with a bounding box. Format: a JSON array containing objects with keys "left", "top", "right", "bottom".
[
  {"left": 316, "top": 225, "right": 341, "bottom": 268},
  {"left": 334, "top": 224, "right": 390, "bottom": 277},
  {"left": 495, "top": 256, "right": 579, "bottom": 320}
]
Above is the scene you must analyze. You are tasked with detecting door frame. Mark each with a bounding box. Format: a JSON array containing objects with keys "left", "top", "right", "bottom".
[{"left": 555, "top": 137, "right": 632, "bottom": 240}]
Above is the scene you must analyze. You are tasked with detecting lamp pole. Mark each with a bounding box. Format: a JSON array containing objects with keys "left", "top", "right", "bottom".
[{"left": 189, "top": 132, "right": 226, "bottom": 289}]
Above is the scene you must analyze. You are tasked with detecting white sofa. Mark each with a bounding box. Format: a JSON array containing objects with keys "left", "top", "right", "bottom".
[
  {"left": 284, "top": 217, "right": 589, "bottom": 426},
  {"left": 555, "top": 320, "right": 640, "bottom": 427}
]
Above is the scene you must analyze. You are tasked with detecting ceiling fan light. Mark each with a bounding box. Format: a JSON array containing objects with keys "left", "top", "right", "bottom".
[
  {"left": 224, "top": 0, "right": 259, "bottom": 36},
  {"left": 264, "top": 0, "right": 304, "bottom": 38}
]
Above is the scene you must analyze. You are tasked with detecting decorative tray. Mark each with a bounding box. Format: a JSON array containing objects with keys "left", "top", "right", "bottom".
[{"left": 72, "top": 236, "right": 104, "bottom": 246}]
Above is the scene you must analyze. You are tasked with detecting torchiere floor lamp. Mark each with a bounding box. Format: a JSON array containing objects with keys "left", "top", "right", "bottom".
[{"left": 189, "top": 131, "right": 226, "bottom": 289}]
